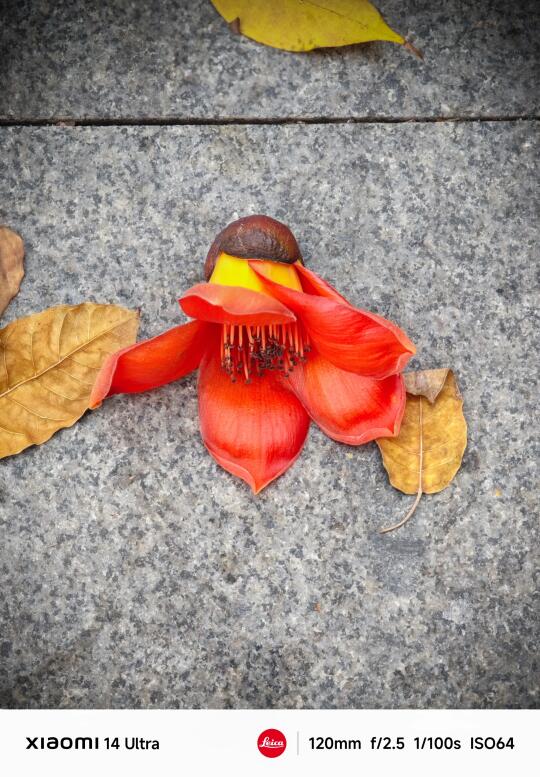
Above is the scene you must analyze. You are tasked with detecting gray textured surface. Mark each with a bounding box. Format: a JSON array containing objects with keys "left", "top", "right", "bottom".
[
  {"left": 1, "top": 0, "right": 539, "bottom": 120},
  {"left": 0, "top": 122, "right": 538, "bottom": 708}
]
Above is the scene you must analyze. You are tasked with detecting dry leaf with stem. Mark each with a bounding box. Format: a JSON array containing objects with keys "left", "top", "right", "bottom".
[
  {"left": 0, "top": 226, "right": 25, "bottom": 318},
  {"left": 211, "top": 0, "right": 421, "bottom": 54},
  {"left": 376, "top": 369, "right": 467, "bottom": 533},
  {"left": 0, "top": 303, "right": 139, "bottom": 458}
]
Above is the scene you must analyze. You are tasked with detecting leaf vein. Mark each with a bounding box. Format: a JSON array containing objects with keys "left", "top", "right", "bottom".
[
  {"left": 56, "top": 309, "right": 69, "bottom": 358},
  {"left": 55, "top": 368, "right": 95, "bottom": 386},
  {"left": 67, "top": 356, "right": 101, "bottom": 371},
  {"left": 0, "top": 310, "right": 135, "bottom": 400},
  {"left": 0, "top": 421, "right": 25, "bottom": 437},
  {"left": 6, "top": 395, "right": 69, "bottom": 423},
  {"left": 38, "top": 381, "right": 83, "bottom": 402},
  {"left": 382, "top": 447, "right": 462, "bottom": 474}
]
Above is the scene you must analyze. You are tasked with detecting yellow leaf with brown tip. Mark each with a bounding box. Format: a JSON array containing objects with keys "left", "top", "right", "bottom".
[
  {"left": 0, "top": 303, "right": 139, "bottom": 458},
  {"left": 377, "top": 369, "right": 467, "bottom": 496},
  {"left": 211, "top": 0, "right": 404, "bottom": 52}
]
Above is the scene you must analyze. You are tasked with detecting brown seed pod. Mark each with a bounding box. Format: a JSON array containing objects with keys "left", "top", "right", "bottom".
[{"left": 204, "top": 215, "right": 303, "bottom": 280}]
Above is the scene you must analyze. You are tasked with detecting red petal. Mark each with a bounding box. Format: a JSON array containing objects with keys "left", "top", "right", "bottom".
[
  {"left": 179, "top": 283, "right": 295, "bottom": 326},
  {"left": 198, "top": 342, "right": 309, "bottom": 493},
  {"left": 250, "top": 261, "right": 415, "bottom": 378},
  {"left": 295, "top": 263, "right": 352, "bottom": 304},
  {"left": 90, "top": 320, "right": 208, "bottom": 407},
  {"left": 285, "top": 351, "right": 406, "bottom": 444}
]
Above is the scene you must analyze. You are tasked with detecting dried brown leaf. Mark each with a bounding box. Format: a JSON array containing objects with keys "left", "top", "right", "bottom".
[
  {"left": 0, "top": 226, "right": 25, "bottom": 318},
  {"left": 0, "top": 303, "right": 139, "bottom": 458},
  {"left": 377, "top": 369, "right": 467, "bottom": 533},
  {"left": 404, "top": 367, "right": 451, "bottom": 404}
]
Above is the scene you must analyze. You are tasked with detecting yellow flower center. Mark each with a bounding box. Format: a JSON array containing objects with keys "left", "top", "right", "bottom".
[
  {"left": 208, "top": 252, "right": 303, "bottom": 294},
  {"left": 208, "top": 253, "right": 309, "bottom": 383}
]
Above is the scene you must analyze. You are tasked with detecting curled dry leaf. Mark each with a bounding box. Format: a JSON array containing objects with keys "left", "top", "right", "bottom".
[
  {"left": 211, "top": 0, "right": 405, "bottom": 52},
  {"left": 376, "top": 369, "right": 467, "bottom": 533},
  {"left": 0, "top": 303, "right": 139, "bottom": 458},
  {"left": 404, "top": 367, "right": 450, "bottom": 404},
  {"left": 0, "top": 226, "right": 25, "bottom": 318}
]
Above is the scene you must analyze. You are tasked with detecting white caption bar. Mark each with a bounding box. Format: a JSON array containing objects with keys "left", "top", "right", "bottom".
[{"left": 0, "top": 708, "right": 537, "bottom": 776}]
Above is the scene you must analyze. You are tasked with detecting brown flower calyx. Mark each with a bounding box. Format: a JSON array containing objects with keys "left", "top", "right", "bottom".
[{"left": 204, "top": 215, "right": 303, "bottom": 280}]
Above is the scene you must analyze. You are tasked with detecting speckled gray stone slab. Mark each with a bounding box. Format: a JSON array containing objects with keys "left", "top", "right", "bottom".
[
  {"left": 1, "top": 0, "right": 538, "bottom": 120},
  {"left": 0, "top": 122, "right": 538, "bottom": 708}
]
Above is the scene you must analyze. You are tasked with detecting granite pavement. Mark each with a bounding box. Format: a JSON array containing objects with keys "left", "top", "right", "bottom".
[
  {"left": 1, "top": 0, "right": 539, "bottom": 120},
  {"left": 0, "top": 121, "right": 538, "bottom": 708}
]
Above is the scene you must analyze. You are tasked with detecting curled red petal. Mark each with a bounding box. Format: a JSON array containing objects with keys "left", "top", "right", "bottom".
[
  {"left": 284, "top": 350, "right": 406, "bottom": 444},
  {"left": 179, "top": 283, "right": 296, "bottom": 326},
  {"left": 198, "top": 341, "right": 309, "bottom": 493},
  {"left": 90, "top": 320, "right": 208, "bottom": 407},
  {"left": 250, "top": 261, "right": 415, "bottom": 379},
  {"left": 295, "top": 262, "right": 352, "bottom": 304}
]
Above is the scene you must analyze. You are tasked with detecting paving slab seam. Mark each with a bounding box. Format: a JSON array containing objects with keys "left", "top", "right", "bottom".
[{"left": 1, "top": 115, "right": 539, "bottom": 128}]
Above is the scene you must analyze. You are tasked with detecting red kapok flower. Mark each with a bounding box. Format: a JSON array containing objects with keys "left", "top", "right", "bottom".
[{"left": 90, "top": 216, "right": 415, "bottom": 493}]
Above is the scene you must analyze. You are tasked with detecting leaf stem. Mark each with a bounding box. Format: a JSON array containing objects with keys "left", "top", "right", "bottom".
[
  {"left": 403, "top": 39, "right": 424, "bottom": 60},
  {"left": 379, "top": 399, "right": 423, "bottom": 534}
]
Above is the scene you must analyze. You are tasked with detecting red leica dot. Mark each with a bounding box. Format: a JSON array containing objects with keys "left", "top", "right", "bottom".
[{"left": 257, "top": 728, "right": 287, "bottom": 758}]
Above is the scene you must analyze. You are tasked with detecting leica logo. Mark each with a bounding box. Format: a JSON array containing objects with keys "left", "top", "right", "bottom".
[
  {"left": 258, "top": 729, "right": 287, "bottom": 758},
  {"left": 261, "top": 737, "right": 284, "bottom": 748}
]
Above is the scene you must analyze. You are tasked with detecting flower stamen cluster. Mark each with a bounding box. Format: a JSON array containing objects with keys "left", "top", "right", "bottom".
[{"left": 220, "top": 323, "right": 310, "bottom": 382}]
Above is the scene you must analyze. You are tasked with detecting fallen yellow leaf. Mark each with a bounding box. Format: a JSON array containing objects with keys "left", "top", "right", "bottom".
[
  {"left": 0, "top": 303, "right": 139, "bottom": 458},
  {"left": 211, "top": 0, "right": 404, "bottom": 52},
  {"left": 0, "top": 226, "right": 25, "bottom": 318},
  {"left": 376, "top": 369, "right": 467, "bottom": 533}
]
